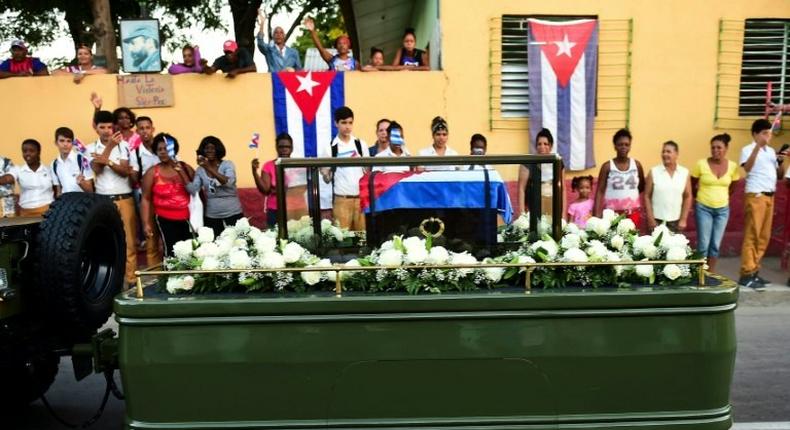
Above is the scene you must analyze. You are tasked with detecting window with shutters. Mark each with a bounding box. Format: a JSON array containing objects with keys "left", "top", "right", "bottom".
[
  {"left": 489, "top": 16, "right": 632, "bottom": 130},
  {"left": 738, "top": 19, "right": 790, "bottom": 116}
]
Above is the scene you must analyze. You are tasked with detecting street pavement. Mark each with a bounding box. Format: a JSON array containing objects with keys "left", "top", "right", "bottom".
[{"left": 9, "top": 257, "right": 790, "bottom": 429}]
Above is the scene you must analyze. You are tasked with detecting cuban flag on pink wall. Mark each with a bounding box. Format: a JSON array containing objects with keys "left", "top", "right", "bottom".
[
  {"left": 272, "top": 71, "right": 345, "bottom": 157},
  {"left": 528, "top": 18, "right": 598, "bottom": 170}
]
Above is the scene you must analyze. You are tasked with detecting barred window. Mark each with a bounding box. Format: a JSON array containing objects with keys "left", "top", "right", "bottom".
[
  {"left": 500, "top": 15, "right": 596, "bottom": 118},
  {"left": 738, "top": 19, "right": 790, "bottom": 116}
]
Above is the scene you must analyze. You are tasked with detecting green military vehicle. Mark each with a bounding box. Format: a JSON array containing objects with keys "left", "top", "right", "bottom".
[
  {"left": 0, "top": 193, "right": 125, "bottom": 412},
  {"left": 1, "top": 156, "right": 738, "bottom": 430}
]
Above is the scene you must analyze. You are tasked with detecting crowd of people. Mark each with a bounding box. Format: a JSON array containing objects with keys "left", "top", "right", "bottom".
[{"left": 0, "top": 9, "right": 431, "bottom": 81}]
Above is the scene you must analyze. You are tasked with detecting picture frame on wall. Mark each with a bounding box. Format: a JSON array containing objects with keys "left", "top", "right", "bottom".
[{"left": 120, "top": 19, "right": 162, "bottom": 73}]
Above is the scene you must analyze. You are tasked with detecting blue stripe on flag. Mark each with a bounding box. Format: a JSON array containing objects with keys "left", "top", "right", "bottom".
[
  {"left": 527, "top": 31, "right": 543, "bottom": 154},
  {"left": 271, "top": 73, "right": 288, "bottom": 136},
  {"left": 556, "top": 82, "right": 572, "bottom": 164},
  {"left": 330, "top": 72, "right": 345, "bottom": 139}
]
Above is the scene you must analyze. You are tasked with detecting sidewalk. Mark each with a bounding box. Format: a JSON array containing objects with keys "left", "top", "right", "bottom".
[{"left": 717, "top": 256, "right": 790, "bottom": 305}]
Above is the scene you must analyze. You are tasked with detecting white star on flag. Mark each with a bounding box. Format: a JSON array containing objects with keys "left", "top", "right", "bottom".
[
  {"left": 295, "top": 71, "right": 320, "bottom": 96},
  {"left": 553, "top": 33, "right": 576, "bottom": 57}
]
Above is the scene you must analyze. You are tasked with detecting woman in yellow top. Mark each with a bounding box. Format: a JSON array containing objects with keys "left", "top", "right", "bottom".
[{"left": 691, "top": 133, "right": 741, "bottom": 272}]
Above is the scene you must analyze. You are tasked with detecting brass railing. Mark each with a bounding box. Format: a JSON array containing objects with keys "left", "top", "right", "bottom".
[{"left": 134, "top": 259, "right": 707, "bottom": 299}]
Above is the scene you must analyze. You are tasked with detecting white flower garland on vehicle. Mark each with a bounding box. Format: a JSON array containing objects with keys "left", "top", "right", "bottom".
[
  {"left": 163, "top": 210, "right": 699, "bottom": 294},
  {"left": 166, "top": 218, "right": 336, "bottom": 294}
]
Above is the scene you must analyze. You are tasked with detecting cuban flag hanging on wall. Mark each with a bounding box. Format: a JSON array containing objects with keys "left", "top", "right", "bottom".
[
  {"left": 271, "top": 71, "right": 345, "bottom": 158},
  {"left": 528, "top": 18, "right": 598, "bottom": 171}
]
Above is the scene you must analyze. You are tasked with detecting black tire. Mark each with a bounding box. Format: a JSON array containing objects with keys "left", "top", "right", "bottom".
[
  {"left": 0, "top": 318, "right": 60, "bottom": 412},
  {"left": 37, "top": 193, "right": 126, "bottom": 340}
]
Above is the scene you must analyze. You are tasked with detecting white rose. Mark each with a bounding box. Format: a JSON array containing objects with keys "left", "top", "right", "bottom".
[
  {"left": 564, "top": 222, "right": 580, "bottom": 235},
  {"left": 196, "top": 226, "right": 215, "bottom": 244},
  {"left": 635, "top": 262, "right": 654, "bottom": 279},
  {"left": 300, "top": 269, "right": 322, "bottom": 286},
  {"left": 254, "top": 235, "right": 277, "bottom": 254},
  {"left": 219, "top": 227, "right": 237, "bottom": 240},
  {"left": 329, "top": 226, "right": 345, "bottom": 242},
  {"left": 172, "top": 240, "right": 194, "bottom": 261},
  {"left": 663, "top": 264, "right": 682, "bottom": 280},
  {"left": 286, "top": 219, "right": 301, "bottom": 232},
  {"left": 651, "top": 224, "right": 671, "bottom": 243},
  {"left": 215, "top": 238, "right": 234, "bottom": 256},
  {"left": 282, "top": 242, "right": 305, "bottom": 263},
  {"left": 234, "top": 217, "right": 251, "bottom": 233},
  {"left": 530, "top": 240, "right": 558, "bottom": 260},
  {"left": 484, "top": 267, "right": 504, "bottom": 283},
  {"left": 643, "top": 244, "right": 658, "bottom": 259},
  {"left": 404, "top": 247, "right": 429, "bottom": 265},
  {"left": 563, "top": 247, "right": 589, "bottom": 263},
  {"left": 194, "top": 242, "right": 220, "bottom": 259},
  {"left": 585, "top": 217, "right": 609, "bottom": 237},
  {"left": 248, "top": 227, "right": 263, "bottom": 241},
  {"left": 233, "top": 238, "right": 247, "bottom": 249},
  {"left": 513, "top": 213, "right": 530, "bottom": 230},
  {"left": 200, "top": 256, "right": 221, "bottom": 271},
  {"left": 560, "top": 233, "right": 582, "bottom": 250},
  {"left": 663, "top": 233, "right": 690, "bottom": 250},
  {"left": 402, "top": 236, "right": 426, "bottom": 253},
  {"left": 380, "top": 240, "right": 395, "bottom": 250},
  {"left": 426, "top": 246, "right": 450, "bottom": 264},
  {"left": 665, "top": 246, "right": 688, "bottom": 262},
  {"left": 610, "top": 235, "right": 625, "bottom": 251},
  {"left": 341, "top": 259, "right": 361, "bottom": 279},
  {"left": 602, "top": 209, "right": 617, "bottom": 224},
  {"left": 228, "top": 250, "right": 252, "bottom": 269},
  {"left": 585, "top": 240, "right": 608, "bottom": 260},
  {"left": 166, "top": 275, "right": 195, "bottom": 294},
  {"left": 378, "top": 249, "right": 404, "bottom": 266},
  {"left": 616, "top": 218, "right": 636, "bottom": 235},
  {"left": 313, "top": 258, "right": 336, "bottom": 282},
  {"left": 320, "top": 218, "right": 333, "bottom": 230},
  {"left": 517, "top": 255, "right": 536, "bottom": 264},
  {"left": 450, "top": 252, "right": 478, "bottom": 275},
  {"left": 259, "top": 251, "right": 286, "bottom": 269}
]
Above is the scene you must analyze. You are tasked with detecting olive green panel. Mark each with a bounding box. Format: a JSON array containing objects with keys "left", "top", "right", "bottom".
[{"left": 117, "top": 285, "right": 736, "bottom": 429}]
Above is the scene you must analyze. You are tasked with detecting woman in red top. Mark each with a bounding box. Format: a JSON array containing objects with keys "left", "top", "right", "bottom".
[{"left": 141, "top": 133, "right": 195, "bottom": 257}]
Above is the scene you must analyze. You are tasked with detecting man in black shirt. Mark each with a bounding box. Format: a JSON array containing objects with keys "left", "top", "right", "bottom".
[{"left": 201, "top": 40, "right": 256, "bottom": 78}]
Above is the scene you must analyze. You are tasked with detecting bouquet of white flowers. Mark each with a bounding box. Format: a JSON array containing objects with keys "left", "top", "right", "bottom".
[
  {"left": 284, "top": 216, "right": 356, "bottom": 251},
  {"left": 164, "top": 218, "right": 336, "bottom": 294}
]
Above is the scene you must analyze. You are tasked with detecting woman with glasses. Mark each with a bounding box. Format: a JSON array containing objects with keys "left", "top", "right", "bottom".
[{"left": 187, "top": 136, "right": 244, "bottom": 236}]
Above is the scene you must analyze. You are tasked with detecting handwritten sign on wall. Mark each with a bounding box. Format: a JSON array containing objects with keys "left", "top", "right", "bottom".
[{"left": 117, "top": 74, "right": 174, "bottom": 108}]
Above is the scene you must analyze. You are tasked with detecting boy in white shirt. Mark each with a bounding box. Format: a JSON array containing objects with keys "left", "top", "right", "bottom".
[
  {"left": 320, "top": 106, "right": 369, "bottom": 230},
  {"left": 51, "top": 126, "right": 94, "bottom": 196},
  {"left": 87, "top": 110, "right": 138, "bottom": 287}
]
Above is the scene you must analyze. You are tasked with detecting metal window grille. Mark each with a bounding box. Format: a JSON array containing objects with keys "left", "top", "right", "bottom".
[
  {"left": 738, "top": 19, "right": 790, "bottom": 116},
  {"left": 500, "top": 15, "right": 596, "bottom": 118}
]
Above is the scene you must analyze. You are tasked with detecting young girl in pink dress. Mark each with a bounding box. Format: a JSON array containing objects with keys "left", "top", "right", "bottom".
[{"left": 567, "top": 175, "right": 594, "bottom": 228}]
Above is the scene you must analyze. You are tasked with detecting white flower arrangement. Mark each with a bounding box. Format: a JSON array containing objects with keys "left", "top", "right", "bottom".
[
  {"left": 284, "top": 216, "right": 355, "bottom": 250},
  {"left": 163, "top": 211, "right": 701, "bottom": 294}
]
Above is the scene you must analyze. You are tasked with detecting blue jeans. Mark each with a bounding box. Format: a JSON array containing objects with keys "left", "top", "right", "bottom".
[{"left": 695, "top": 202, "right": 730, "bottom": 257}]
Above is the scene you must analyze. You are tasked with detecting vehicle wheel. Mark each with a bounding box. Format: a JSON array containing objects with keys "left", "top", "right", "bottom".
[
  {"left": 37, "top": 193, "right": 126, "bottom": 341},
  {"left": 0, "top": 319, "right": 60, "bottom": 412}
]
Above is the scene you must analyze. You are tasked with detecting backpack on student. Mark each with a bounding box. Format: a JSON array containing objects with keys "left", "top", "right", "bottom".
[{"left": 52, "top": 153, "right": 85, "bottom": 185}]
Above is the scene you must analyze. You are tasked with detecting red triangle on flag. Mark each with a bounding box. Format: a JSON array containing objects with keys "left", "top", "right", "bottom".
[
  {"left": 276, "top": 71, "right": 337, "bottom": 124},
  {"left": 529, "top": 20, "right": 597, "bottom": 87}
]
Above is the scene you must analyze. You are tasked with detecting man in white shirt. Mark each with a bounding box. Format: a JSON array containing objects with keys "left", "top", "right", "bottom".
[
  {"left": 88, "top": 110, "right": 138, "bottom": 287},
  {"left": 738, "top": 119, "right": 784, "bottom": 290},
  {"left": 320, "top": 106, "right": 369, "bottom": 230},
  {"left": 131, "top": 116, "right": 162, "bottom": 265},
  {"left": 51, "top": 127, "right": 93, "bottom": 195}
]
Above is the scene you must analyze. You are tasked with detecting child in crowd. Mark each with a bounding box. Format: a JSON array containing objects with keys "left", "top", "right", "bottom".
[
  {"left": 567, "top": 175, "right": 594, "bottom": 228},
  {"left": 51, "top": 127, "right": 93, "bottom": 196},
  {"left": 320, "top": 106, "right": 368, "bottom": 230}
]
